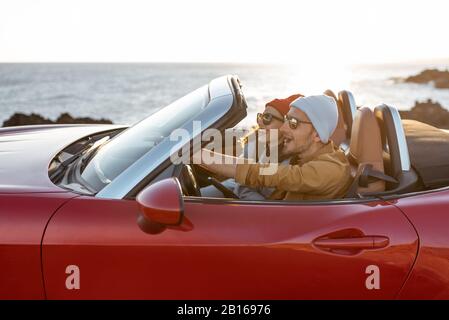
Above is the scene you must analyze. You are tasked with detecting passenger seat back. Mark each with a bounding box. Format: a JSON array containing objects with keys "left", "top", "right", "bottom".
[{"left": 348, "top": 107, "right": 385, "bottom": 194}]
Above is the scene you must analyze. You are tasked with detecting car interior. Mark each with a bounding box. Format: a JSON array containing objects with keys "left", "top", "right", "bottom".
[
  {"left": 177, "top": 88, "right": 445, "bottom": 202},
  {"left": 47, "top": 82, "right": 448, "bottom": 202}
]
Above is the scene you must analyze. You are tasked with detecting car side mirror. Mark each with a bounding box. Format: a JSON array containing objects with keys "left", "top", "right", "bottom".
[{"left": 136, "top": 178, "right": 184, "bottom": 234}]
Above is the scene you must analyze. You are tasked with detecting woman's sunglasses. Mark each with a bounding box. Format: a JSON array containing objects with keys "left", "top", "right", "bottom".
[
  {"left": 284, "top": 115, "right": 313, "bottom": 130},
  {"left": 257, "top": 112, "right": 284, "bottom": 126}
]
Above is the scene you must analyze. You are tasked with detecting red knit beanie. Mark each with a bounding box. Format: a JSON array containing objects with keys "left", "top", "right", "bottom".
[{"left": 266, "top": 94, "right": 304, "bottom": 116}]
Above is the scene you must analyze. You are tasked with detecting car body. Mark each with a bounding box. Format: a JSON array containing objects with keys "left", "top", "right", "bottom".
[{"left": 1, "top": 75, "right": 449, "bottom": 299}]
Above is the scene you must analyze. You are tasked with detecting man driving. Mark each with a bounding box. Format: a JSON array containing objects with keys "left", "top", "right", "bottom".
[
  {"left": 196, "top": 95, "right": 352, "bottom": 201},
  {"left": 201, "top": 94, "right": 302, "bottom": 200}
]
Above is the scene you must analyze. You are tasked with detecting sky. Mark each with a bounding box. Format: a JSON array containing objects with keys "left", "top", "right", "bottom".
[{"left": 0, "top": 0, "right": 448, "bottom": 65}]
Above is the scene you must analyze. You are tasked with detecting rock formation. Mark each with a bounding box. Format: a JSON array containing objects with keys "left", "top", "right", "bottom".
[
  {"left": 404, "top": 69, "right": 449, "bottom": 89},
  {"left": 2, "top": 112, "right": 113, "bottom": 127},
  {"left": 400, "top": 99, "right": 449, "bottom": 129}
]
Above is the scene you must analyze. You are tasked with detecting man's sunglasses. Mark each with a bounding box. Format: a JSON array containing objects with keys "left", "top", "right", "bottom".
[
  {"left": 257, "top": 112, "right": 284, "bottom": 126},
  {"left": 284, "top": 115, "right": 313, "bottom": 130}
]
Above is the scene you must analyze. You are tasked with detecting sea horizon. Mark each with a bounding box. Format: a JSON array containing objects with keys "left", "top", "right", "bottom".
[{"left": 1, "top": 62, "right": 449, "bottom": 127}]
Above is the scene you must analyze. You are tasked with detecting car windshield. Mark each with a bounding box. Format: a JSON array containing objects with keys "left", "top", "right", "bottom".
[{"left": 80, "top": 85, "right": 210, "bottom": 192}]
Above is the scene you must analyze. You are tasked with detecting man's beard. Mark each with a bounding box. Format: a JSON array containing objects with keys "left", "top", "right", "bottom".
[{"left": 284, "top": 131, "right": 314, "bottom": 158}]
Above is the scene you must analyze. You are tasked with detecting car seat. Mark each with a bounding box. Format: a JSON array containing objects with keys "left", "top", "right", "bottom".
[
  {"left": 373, "top": 104, "right": 419, "bottom": 194},
  {"left": 346, "top": 107, "right": 397, "bottom": 197}
]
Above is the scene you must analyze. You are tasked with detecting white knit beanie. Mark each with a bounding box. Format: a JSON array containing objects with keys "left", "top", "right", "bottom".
[{"left": 289, "top": 95, "right": 338, "bottom": 143}]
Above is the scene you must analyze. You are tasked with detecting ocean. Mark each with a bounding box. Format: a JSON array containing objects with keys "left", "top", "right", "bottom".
[{"left": 1, "top": 62, "right": 449, "bottom": 128}]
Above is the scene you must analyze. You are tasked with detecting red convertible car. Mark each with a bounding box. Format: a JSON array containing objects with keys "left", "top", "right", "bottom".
[{"left": 1, "top": 75, "right": 449, "bottom": 299}]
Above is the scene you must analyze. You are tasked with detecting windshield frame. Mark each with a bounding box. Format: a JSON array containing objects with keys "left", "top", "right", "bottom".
[
  {"left": 80, "top": 84, "right": 211, "bottom": 192},
  {"left": 95, "top": 75, "right": 245, "bottom": 200}
]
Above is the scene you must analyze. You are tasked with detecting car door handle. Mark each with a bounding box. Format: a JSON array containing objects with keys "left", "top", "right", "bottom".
[{"left": 313, "top": 236, "right": 389, "bottom": 250}]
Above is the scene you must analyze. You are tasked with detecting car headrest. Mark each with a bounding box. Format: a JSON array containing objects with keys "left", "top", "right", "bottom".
[
  {"left": 323, "top": 89, "right": 338, "bottom": 102},
  {"left": 374, "top": 104, "right": 411, "bottom": 178}
]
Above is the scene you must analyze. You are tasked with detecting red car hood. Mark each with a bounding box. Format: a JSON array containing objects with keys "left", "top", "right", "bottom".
[{"left": 0, "top": 124, "right": 126, "bottom": 194}]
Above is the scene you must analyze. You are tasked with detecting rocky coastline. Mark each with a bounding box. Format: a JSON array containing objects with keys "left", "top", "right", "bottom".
[
  {"left": 3, "top": 98, "right": 449, "bottom": 130},
  {"left": 403, "top": 68, "right": 449, "bottom": 89},
  {"left": 2, "top": 112, "right": 113, "bottom": 127},
  {"left": 399, "top": 99, "right": 449, "bottom": 129}
]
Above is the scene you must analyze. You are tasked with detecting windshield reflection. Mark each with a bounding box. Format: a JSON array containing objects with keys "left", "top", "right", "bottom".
[{"left": 81, "top": 85, "right": 210, "bottom": 192}]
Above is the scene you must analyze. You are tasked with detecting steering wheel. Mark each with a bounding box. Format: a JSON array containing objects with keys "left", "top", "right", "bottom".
[
  {"left": 182, "top": 164, "right": 239, "bottom": 199},
  {"left": 179, "top": 164, "right": 201, "bottom": 197},
  {"left": 207, "top": 176, "right": 239, "bottom": 199}
]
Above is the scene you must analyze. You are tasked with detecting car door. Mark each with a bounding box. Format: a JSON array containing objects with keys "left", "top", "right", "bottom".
[
  {"left": 393, "top": 189, "right": 449, "bottom": 299},
  {"left": 42, "top": 189, "right": 418, "bottom": 299},
  {"left": 0, "top": 193, "right": 77, "bottom": 299}
]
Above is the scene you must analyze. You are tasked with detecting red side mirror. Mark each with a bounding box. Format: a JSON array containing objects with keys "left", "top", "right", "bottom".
[{"left": 136, "top": 178, "right": 184, "bottom": 234}]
